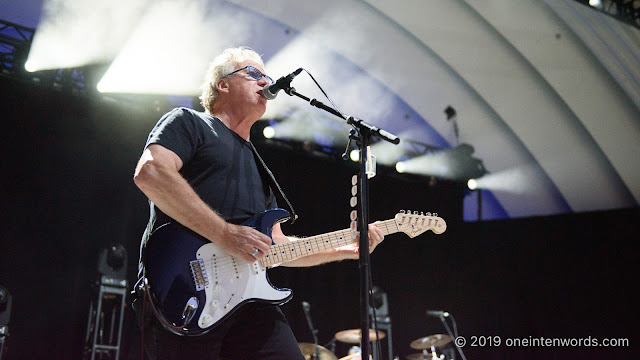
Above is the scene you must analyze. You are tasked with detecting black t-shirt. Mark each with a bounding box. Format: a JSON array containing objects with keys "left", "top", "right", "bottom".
[{"left": 137, "top": 107, "right": 276, "bottom": 274}]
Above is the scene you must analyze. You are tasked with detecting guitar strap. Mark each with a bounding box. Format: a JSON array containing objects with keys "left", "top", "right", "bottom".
[{"left": 248, "top": 141, "right": 298, "bottom": 224}]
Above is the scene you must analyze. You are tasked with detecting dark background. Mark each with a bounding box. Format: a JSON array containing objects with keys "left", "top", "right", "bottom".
[{"left": 0, "top": 76, "right": 636, "bottom": 359}]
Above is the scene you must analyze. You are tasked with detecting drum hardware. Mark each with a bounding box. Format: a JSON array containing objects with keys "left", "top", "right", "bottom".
[
  {"left": 409, "top": 334, "right": 451, "bottom": 350},
  {"left": 338, "top": 346, "right": 374, "bottom": 360},
  {"left": 425, "top": 310, "right": 468, "bottom": 360},
  {"left": 406, "top": 349, "right": 444, "bottom": 360},
  {"left": 409, "top": 334, "right": 451, "bottom": 360},
  {"left": 369, "top": 286, "right": 393, "bottom": 360},
  {"left": 298, "top": 343, "right": 338, "bottom": 360},
  {"left": 406, "top": 353, "right": 433, "bottom": 360},
  {"left": 406, "top": 345, "right": 445, "bottom": 360},
  {"left": 335, "top": 329, "right": 386, "bottom": 344}
]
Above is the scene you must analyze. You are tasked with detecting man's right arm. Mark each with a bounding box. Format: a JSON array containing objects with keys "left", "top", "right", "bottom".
[{"left": 133, "top": 144, "right": 271, "bottom": 263}]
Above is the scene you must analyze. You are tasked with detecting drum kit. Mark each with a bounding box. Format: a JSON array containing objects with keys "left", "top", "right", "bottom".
[
  {"left": 298, "top": 330, "right": 452, "bottom": 360},
  {"left": 406, "top": 334, "right": 451, "bottom": 360}
]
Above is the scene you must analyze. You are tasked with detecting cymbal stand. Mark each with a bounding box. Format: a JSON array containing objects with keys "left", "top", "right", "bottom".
[{"left": 323, "top": 338, "right": 337, "bottom": 354}]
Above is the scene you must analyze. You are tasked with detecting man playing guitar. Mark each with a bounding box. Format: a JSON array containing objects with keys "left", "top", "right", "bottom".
[{"left": 132, "top": 46, "right": 385, "bottom": 360}]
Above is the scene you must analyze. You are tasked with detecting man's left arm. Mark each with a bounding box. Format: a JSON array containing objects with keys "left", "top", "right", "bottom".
[{"left": 270, "top": 223, "right": 385, "bottom": 267}]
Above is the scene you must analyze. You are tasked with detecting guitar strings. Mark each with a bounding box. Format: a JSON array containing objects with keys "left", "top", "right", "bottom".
[
  {"left": 197, "top": 219, "right": 398, "bottom": 268},
  {"left": 191, "top": 213, "right": 435, "bottom": 272},
  {"left": 186, "top": 219, "right": 402, "bottom": 284}
]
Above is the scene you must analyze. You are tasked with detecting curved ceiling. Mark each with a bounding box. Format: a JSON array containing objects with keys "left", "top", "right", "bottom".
[{"left": 3, "top": 0, "right": 640, "bottom": 220}]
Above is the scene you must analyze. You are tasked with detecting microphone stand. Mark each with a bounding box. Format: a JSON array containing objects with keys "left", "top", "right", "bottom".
[
  {"left": 437, "top": 313, "right": 467, "bottom": 360},
  {"left": 284, "top": 86, "right": 400, "bottom": 360},
  {"left": 303, "top": 302, "right": 320, "bottom": 359}
]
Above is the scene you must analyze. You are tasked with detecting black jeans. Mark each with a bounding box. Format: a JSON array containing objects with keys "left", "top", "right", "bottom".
[{"left": 134, "top": 293, "right": 305, "bottom": 360}]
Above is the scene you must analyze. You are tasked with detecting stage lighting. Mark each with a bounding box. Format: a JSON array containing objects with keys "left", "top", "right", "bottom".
[
  {"left": 24, "top": 59, "right": 38, "bottom": 72},
  {"left": 391, "top": 143, "right": 486, "bottom": 181},
  {"left": 98, "top": 244, "right": 127, "bottom": 282},
  {"left": 85, "top": 245, "right": 128, "bottom": 360},
  {"left": 350, "top": 149, "right": 360, "bottom": 162},
  {"left": 263, "top": 126, "right": 275, "bottom": 139},
  {"left": 467, "top": 179, "right": 478, "bottom": 190},
  {"left": 0, "top": 285, "right": 11, "bottom": 360},
  {"left": 0, "top": 285, "right": 10, "bottom": 326}
]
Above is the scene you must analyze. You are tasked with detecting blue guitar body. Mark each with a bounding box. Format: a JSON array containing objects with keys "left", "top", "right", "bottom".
[{"left": 143, "top": 208, "right": 293, "bottom": 336}]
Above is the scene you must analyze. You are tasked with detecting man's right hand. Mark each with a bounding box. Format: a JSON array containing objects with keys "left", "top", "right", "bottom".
[
  {"left": 217, "top": 223, "right": 273, "bottom": 263},
  {"left": 135, "top": 144, "right": 272, "bottom": 264}
]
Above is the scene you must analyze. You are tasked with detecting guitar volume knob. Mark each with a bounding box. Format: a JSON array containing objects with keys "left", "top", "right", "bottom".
[{"left": 200, "top": 314, "right": 213, "bottom": 327}]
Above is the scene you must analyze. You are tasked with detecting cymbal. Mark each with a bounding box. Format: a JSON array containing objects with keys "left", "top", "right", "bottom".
[
  {"left": 298, "top": 343, "right": 338, "bottom": 360},
  {"left": 406, "top": 353, "right": 435, "bottom": 360},
  {"left": 409, "top": 334, "right": 452, "bottom": 349},
  {"left": 335, "top": 329, "right": 386, "bottom": 344}
]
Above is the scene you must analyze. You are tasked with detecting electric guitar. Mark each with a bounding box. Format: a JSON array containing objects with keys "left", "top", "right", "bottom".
[{"left": 143, "top": 208, "right": 446, "bottom": 336}]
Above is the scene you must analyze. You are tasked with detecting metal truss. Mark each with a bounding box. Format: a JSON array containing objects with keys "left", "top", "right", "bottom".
[
  {"left": 1, "top": 18, "right": 89, "bottom": 95},
  {"left": 0, "top": 19, "right": 34, "bottom": 75}
]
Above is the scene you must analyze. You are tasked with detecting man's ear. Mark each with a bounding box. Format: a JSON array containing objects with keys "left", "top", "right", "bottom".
[{"left": 216, "top": 78, "right": 229, "bottom": 94}]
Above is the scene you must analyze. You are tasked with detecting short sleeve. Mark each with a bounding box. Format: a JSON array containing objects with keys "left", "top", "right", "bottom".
[{"left": 145, "top": 108, "right": 204, "bottom": 165}]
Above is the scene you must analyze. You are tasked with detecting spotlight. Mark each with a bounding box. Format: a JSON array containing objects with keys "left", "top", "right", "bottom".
[
  {"left": 0, "top": 285, "right": 10, "bottom": 325},
  {"left": 589, "top": 0, "right": 602, "bottom": 8},
  {"left": 350, "top": 149, "right": 360, "bottom": 162},
  {"left": 98, "top": 244, "right": 127, "bottom": 280},
  {"left": 395, "top": 161, "right": 406, "bottom": 173},
  {"left": 263, "top": 126, "right": 276, "bottom": 139},
  {"left": 24, "top": 60, "right": 38, "bottom": 73},
  {"left": 467, "top": 178, "right": 478, "bottom": 190}
]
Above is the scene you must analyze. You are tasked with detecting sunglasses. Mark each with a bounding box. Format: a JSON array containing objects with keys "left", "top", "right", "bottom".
[{"left": 224, "top": 65, "right": 274, "bottom": 84}]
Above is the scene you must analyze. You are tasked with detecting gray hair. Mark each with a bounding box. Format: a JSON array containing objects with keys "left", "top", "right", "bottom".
[{"left": 199, "top": 47, "right": 265, "bottom": 113}]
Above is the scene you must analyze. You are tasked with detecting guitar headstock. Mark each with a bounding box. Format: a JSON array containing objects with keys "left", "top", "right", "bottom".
[{"left": 394, "top": 210, "right": 447, "bottom": 238}]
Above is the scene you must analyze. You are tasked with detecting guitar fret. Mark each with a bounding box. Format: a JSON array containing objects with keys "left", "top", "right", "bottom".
[{"left": 259, "top": 215, "right": 442, "bottom": 268}]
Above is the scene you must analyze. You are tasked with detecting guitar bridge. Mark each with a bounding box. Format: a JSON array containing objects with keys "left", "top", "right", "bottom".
[{"left": 189, "top": 259, "right": 208, "bottom": 291}]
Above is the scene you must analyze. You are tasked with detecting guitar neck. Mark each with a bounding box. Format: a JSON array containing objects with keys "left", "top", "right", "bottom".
[{"left": 259, "top": 219, "right": 399, "bottom": 268}]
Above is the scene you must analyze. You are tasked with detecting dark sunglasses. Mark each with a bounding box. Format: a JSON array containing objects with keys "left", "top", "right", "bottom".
[{"left": 224, "top": 65, "right": 274, "bottom": 84}]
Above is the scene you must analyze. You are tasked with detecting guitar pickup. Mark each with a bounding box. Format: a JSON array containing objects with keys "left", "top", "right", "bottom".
[{"left": 189, "top": 259, "right": 209, "bottom": 291}]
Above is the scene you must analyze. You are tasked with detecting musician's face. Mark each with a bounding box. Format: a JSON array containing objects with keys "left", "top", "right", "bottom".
[{"left": 224, "top": 61, "right": 271, "bottom": 119}]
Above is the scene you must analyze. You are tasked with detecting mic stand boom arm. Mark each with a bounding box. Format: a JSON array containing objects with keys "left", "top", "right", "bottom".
[
  {"left": 285, "top": 88, "right": 400, "bottom": 145},
  {"left": 286, "top": 88, "right": 400, "bottom": 360}
]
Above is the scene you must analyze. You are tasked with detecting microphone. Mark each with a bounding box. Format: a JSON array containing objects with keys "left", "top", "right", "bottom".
[
  {"left": 262, "top": 68, "right": 303, "bottom": 100},
  {"left": 302, "top": 301, "right": 314, "bottom": 330},
  {"left": 427, "top": 310, "right": 449, "bottom": 317}
]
